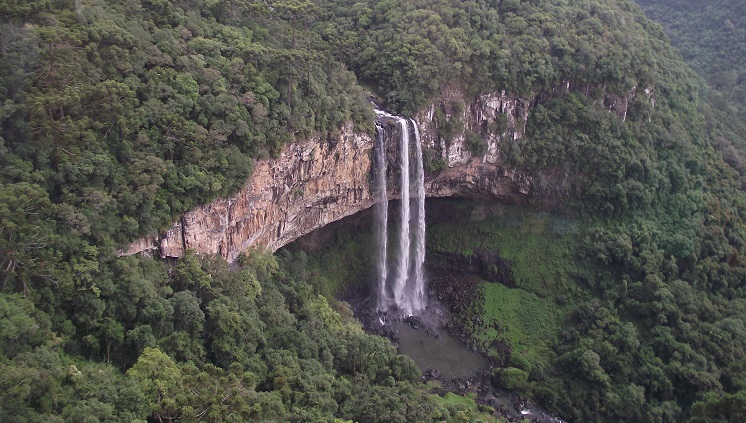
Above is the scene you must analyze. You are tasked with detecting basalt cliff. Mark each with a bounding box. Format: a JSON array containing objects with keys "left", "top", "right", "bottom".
[{"left": 122, "top": 87, "right": 635, "bottom": 261}]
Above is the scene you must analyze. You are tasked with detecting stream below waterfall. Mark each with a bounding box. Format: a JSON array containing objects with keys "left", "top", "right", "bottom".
[
  {"left": 344, "top": 293, "right": 565, "bottom": 423},
  {"left": 393, "top": 320, "right": 490, "bottom": 380},
  {"left": 344, "top": 284, "right": 491, "bottom": 382},
  {"left": 284, "top": 198, "right": 570, "bottom": 422}
]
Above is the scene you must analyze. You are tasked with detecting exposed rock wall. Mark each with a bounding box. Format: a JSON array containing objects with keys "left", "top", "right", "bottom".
[
  {"left": 120, "top": 123, "right": 376, "bottom": 262},
  {"left": 121, "top": 92, "right": 571, "bottom": 261},
  {"left": 416, "top": 89, "right": 570, "bottom": 203}
]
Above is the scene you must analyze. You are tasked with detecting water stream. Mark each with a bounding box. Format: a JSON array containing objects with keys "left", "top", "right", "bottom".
[
  {"left": 394, "top": 321, "right": 490, "bottom": 380},
  {"left": 411, "top": 121, "right": 426, "bottom": 313},
  {"left": 393, "top": 117, "right": 412, "bottom": 313}
]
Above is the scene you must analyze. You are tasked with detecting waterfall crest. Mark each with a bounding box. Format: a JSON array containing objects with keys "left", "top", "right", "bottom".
[{"left": 373, "top": 109, "right": 427, "bottom": 317}]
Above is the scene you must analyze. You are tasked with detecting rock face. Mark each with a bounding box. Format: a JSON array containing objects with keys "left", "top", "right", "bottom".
[
  {"left": 418, "top": 89, "right": 571, "bottom": 203},
  {"left": 122, "top": 123, "right": 376, "bottom": 262},
  {"left": 121, "top": 91, "right": 572, "bottom": 262}
]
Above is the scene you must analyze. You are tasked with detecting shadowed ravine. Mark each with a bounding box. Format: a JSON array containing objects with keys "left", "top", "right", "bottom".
[
  {"left": 120, "top": 91, "right": 567, "bottom": 263},
  {"left": 284, "top": 199, "right": 567, "bottom": 423}
]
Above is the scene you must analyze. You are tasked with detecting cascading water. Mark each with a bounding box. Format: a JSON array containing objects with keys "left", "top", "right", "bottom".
[
  {"left": 373, "top": 109, "right": 427, "bottom": 317},
  {"left": 411, "top": 121, "right": 426, "bottom": 313},
  {"left": 393, "top": 118, "right": 411, "bottom": 312},
  {"left": 374, "top": 123, "right": 390, "bottom": 311}
]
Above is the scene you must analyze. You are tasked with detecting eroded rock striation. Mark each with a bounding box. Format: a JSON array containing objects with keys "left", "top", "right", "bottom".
[{"left": 121, "top": 92, "right": 572, "bottom": 261}]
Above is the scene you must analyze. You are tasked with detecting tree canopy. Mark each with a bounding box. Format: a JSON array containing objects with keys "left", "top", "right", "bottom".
[{"left": 1, "top": 0, "right": 745, "bottom": 421}]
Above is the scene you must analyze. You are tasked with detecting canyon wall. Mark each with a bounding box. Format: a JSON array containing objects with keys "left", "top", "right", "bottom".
[
  {"left": 416, "top": 89, "right": 571, "bottom": 203},
  {"left": 120, "top": 91, "right": 573, "bottom": 262},
  {"left": 119, "top": 122, "right": 376, "bottom": 262}
]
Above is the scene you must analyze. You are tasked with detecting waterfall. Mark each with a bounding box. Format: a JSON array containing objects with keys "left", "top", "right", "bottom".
[
  {"left": 411, "top": 121, "right": 426, "bottom": 313},
  {"left": 373, "top": 109, "right": 427, "bottom": 317},
  {"left": 374, "top": 124, "right": 389, "bottom": 311},
  {"left": 393, "top": 118, "right": 411, "bottom": 312}
]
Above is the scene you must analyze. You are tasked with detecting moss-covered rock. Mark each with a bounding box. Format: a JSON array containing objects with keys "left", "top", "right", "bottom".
[
  {"left": 492, "top": 367, "right": 528, "bottom": 390},
  {"left": 508, "top": 351, "right": 533, "bottom": 374}
]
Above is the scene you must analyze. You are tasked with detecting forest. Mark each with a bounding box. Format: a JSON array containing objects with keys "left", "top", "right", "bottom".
[
  {"left": 1, "top": 0, "right": 744, "bottom": 421},
  {"left": 637, "top": 0, "right": 746, "bottom": 189}
]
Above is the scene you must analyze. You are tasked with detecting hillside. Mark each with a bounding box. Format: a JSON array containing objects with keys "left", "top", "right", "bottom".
[
  {"left": 1, "top": 0, "right": 745, "bottom": 421},
  {"left": 638, "top": 0, "right": 746, "bottom": 186}
]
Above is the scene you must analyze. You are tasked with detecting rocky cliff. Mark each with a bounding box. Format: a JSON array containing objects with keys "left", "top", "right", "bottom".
[
  {"left": 119, "top": 122, "right": 376, "bottom": 262},
  {"left": 120, "top": 91, "right": 573, "bottom": 261},
  {"left": 416, "top": 89, "right": 571, "bottom": 202}
]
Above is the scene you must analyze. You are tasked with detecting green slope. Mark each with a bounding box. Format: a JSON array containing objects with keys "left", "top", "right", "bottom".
[{"left": 1, "top": 0, "right": 745, "bottom": 421}]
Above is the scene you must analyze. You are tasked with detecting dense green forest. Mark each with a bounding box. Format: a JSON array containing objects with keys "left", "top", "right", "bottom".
[
  {"left": 1, "top": 0, "right": 745, "bottom": 421},
  {"left": 636, "top": 0, "right": 746, "bottom": 188}
]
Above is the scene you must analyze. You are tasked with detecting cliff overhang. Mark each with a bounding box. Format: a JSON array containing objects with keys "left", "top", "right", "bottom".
[{"left": 120, "top": 90, "right": 580, "bottom": 261}]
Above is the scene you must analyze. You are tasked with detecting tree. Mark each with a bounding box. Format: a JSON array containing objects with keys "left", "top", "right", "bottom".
[
  {"left": 272, "top": 0, "right": 317, "bottom": 49},
  {"left": 127, "top": 347, "right": 189, "bottom": 422},
  {"left": 0, "top": 183, "right": 59, "bottom": 294},
  {"left": 0, "top": 293, "right": 52, "bottom": 359},
  {"left": 205, "top": 295, "right": 265, "bottom": 367},
  {"left": 690, "top": 390, "right": 746, "bottom": 423},
  {"left": 180, "top": 363, "right": 259, "bottom": 422}
]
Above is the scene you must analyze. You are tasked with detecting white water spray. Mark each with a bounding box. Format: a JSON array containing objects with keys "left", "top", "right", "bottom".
[
  {"left": 373, "top": 109, "right": 427, "bottom": 317},
  {"left": 374, "top": 124, "right": 390, "bottom": 311},
  {"left": 394, "top": 118, "right": 411, "bottom": 312},
  {"left": 411, "top": 121, "right": 426, "bottom": 313}
]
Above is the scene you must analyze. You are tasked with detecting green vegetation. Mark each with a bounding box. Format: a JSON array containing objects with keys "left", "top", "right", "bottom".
[
  {"left": 1, "top": 0, "right": 745, "bottom": 422},
  {"left": 430, "top": 392, "right": 501, "bottom": 423},
  {"left": 493, "top": 367, "right": 528, "bottom": 391},
  {"left": 322, "top": 0, "right": 672, "bottom": 113},
  {"left": 427, "top": 203, "right": 579, "bottom": 379},
  {"left": 428, "top": 203, "right": 584, "bottom": 296},
  {"left": 480, "top": 283, "right": 561, "bottom": 364},
  {"left": 0, "top": 249, "right": 481, "bottom": 421},
  {"left": 465, "top": 130, "right": 488, "bottom": 157},
  {"left": 427, "top": 194, "right": 745, "bottom": 422},
  {"left": 285, "top": 216, "right": 378, "bottom": 297},
  {"left": 637, "top": 0, "right": 746, "bottom": 186},
  {"left": 0, "top": 0, "right": 374, "bottom": 297}
]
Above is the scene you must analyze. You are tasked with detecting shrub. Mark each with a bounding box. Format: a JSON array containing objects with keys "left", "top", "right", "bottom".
[{"left": 493, "top": 367, "right": 528, "bottom": 390}]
